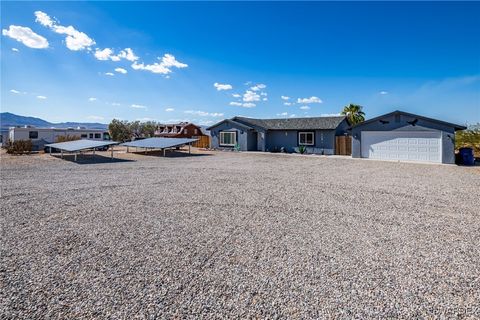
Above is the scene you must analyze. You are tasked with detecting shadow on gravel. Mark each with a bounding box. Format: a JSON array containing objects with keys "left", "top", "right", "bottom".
[
  {"left": 51, "top": 154, "right": 135, "bottom": 164},
  {"left": 129, "top": 150, "right": 213, "bottom": 158}
]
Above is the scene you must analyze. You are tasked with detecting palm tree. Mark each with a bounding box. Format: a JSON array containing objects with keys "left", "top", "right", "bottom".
[{"left": 341, "top": 104, "right": 366, "bottom": 125}]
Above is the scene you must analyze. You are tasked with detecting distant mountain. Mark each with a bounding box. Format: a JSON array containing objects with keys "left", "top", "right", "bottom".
[{"left": 0, "top": 112, "right": 108, "bottom": 130}]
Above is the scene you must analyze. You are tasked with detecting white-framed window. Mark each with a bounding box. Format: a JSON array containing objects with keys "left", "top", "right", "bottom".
[
  {"left": 219, "top": 131, "right": 236, "bottom": 146},
  {"left": 298, "top": 132, "right": 315, "bottom": 146}
]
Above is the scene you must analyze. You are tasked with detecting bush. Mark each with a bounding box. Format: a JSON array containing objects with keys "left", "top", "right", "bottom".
[
  {"left": 6, "top": 140, "right": 33, "bottom": 154},
  {"left": 298, "top": 145, "right": 307, "bottom": 154},
  {"left": 56, "top": 135, "right": 81, "bottom": 143},
  {"left": 456, "top": 129, "right": 480, "bottom": 157}
]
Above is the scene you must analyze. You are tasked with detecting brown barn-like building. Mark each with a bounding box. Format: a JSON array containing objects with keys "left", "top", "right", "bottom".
[{"left": 155, "top": 122, "right": 205, "bottom": 138}]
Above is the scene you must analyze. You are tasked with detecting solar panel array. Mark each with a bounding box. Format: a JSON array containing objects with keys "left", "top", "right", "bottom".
[
  {"left": 121, "top": 137, "right": 198, "bottom": 149},
  {"left": 45, "top": 140, "right": 119, "bottom": 152}
]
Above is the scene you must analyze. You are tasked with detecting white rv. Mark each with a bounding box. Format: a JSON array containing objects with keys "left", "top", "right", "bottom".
[{"left": 8, "top": 126, "right": 110, "bottom": 150}]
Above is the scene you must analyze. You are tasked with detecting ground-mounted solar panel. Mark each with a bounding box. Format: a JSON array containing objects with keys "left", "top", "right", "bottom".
[
  {"left": 45, "top": 140, "right": 119, "bottom": 152},
  {"left": 121, "top": 137, "right": 198, "bottom": 149}
]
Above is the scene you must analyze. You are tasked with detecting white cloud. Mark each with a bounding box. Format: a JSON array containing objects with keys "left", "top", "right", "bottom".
[
  {"left": 214, "top": 82, "right": 233, "bottom": 91},
  {"left": 262, "top": 97, "right": 268, "bottom": 101},
  {"left": 250, "top": 83, "right": 266, "bottom": 91},
  {"left": 35, "top": 11, "right": 95, "bottom": 51},
  {"left": 131, "top": 104, "right": 147, "bottom": 109},
  {"left": 289, "top": 114, "right": 297, "bottom": 118},
  {"left": 300, "top": 105, "right": 310, "bottom": 110},
  {"left": 241, "top": 103, "right": 256, "bottom": 108},
  {"left": 12, "top": 48, "right": 19, "bottom": 52},
  {"left": 184, "top": 110, "right": 224, "bottom": 117},
  {"left": 2, "top": 25, "right": 49, "bottom": 49},
  {"left": 243, "top": 90, "right": 260, "bottom": 102},
  {"left": 110, "top": 102, "right": 120, "bottom": 106},
  {"left": 87, "top": 115, "right": 104, "bottom": 121},
  {"left": 297, "top": 96, "right": 322, "bottom": 104},
  {"left": 232, "top": 93, "right": 241, "bottom": 98},
  {"left": 10, "top": 89, "right": 21, "bottom": 94},
  {"left": 34, "top": 10, "right": 54, "bottom": 27},
  {"left": 380, "top": 91, "right": 388, "bottom": 95},
  {"left": 136, "top": 117, "right": 156, "bottom": 121},
  {"left": 277, "top": 112, "right": 288, "bottom": 116},
  {"left": 94, "top": 47, "right": 139, "bottom": 62},
  {"left": 105, "top": 72, "right": 115, "bottom": 76},
  {"left": 229, "top": 102, "right": 243, "bottom": 106},
  {"left": 88, "top": 97, "right": 97, "bottom": 101},
  {"left": 94, "top": 48, "right": 114, "bottom": 60},
  {"left": 36, "top": 95, "right": 47, "bottom": 99},
  {"left": 115, "top": 67, "right": 127, "bottom": 74},
  {"left": 131, "top": 54, "right": 187, "bottom": 75},
  {"left": 281, "top": 96, "right": 290, "bottom": 100},
  {"left": 284, "top": 102, "right": 293, "bottom": 106},
  {"left": 165, "top": 108, "right": 175, "bottom": 112},
  {"left": 117, "top": 48, "right": 138, "bottom": 62}
]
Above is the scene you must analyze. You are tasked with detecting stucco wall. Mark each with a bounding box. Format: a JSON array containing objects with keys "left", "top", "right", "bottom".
[{"left": 351, "top": 113, "right": 457, "bottom": 163}]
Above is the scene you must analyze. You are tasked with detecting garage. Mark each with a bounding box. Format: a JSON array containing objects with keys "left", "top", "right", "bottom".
[
  {"left": 351, "top": 110, "right": 466, "bottom": 164},
  {"left": 361, "top": 131, "right": 442, "bottom": 163}
]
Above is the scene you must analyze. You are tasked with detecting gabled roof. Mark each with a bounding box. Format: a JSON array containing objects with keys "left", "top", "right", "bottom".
[
  {"left": 206, "top": 118, "right": 256, "bottom": 131},
  {"left": 232, "top": 116, "right": 347, "bottom": 130},
  {"left": 352, "top": 110, "right": 467, "bottom": 131}
]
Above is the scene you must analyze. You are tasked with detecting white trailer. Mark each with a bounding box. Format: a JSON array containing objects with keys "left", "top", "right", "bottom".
[
  {"left": 8, "top": 126, "right": 109, "bottom": 143},
  {"left": 7, "top": 126, "right": 110, "bottom": 150}
]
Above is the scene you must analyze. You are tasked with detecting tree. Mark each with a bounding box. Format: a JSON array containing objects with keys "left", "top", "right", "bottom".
[
  {"left": 108, "top": 119, "right": 132, "bottom": 142},
  {"left": 140, "top": 121, "right": 157, "bottom": 137},
  {"left": 341, "top": 104, "right": 366, "bottom": 125}
]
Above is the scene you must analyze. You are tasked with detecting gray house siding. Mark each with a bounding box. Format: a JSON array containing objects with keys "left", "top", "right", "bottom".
[
  {"left": 351, "top": 113, "right": 458, "bottom": 164},
  {"left": 210, "top": 121, "right": 250, "bottom": 151},
  {"left": 264, "top": 129, "right": 336, "bottom": 153},
  {"left": 208, "top": 116, "right": 350, "bottom": 154}
]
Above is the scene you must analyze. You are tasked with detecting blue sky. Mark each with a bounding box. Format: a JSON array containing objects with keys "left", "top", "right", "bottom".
[{"left": 2, "top": 1, "right": 479, "bottom": 126}]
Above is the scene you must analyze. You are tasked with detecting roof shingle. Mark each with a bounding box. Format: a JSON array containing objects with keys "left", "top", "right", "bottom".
[{"left": 233, "top": 116, "right": 347, "bottom": 130}]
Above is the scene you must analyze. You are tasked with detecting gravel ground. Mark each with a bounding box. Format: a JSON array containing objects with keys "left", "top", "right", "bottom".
[{"left": 1, "top": 149, "right": 480, "bottom": 318}]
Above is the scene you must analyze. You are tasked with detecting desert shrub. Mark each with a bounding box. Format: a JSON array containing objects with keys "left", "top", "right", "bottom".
[
  {"left": 56, "top": 135, "right": 81, "bottom": 143},
  {"left": 6, "top": 140, "right": 33, "bottom": 154},
  {"left": 298, "top": 145, "right": 307, "bottom": 154},
  {"left": 456, "top": 129, "right": 480, "bottom": 156}
]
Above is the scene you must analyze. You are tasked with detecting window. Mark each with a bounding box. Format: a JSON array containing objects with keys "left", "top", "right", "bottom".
[
  {"left": 94, "top": 133, "right": 101, "bottom": 139},
  {"left": 184, "top": 129, "right": 188, "bottom": 134},
  {"left": 81, "top": 134, "right": 88, "bottom": 139},
  {"left": 194, "top": 129, "right": 198, "bottom": 134},
  {"left": 219, "top": 131, "right": 236, "bottom": 146},
  {"left": 89, "top": 133, "right": 94, "bottom": 139},
  {"left": 29, "top": 131, "right": 38, "bottom": 139},
  {"left": 103, "top": 133, "right": 110, "bottom": 140},
  {"left": 298, "top": 132, "right": 314, "bottom": 146}
]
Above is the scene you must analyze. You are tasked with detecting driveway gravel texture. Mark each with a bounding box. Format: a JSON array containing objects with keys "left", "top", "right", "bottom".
[{"left": 1, "top": 149, "right": 479, "bottom": 319}]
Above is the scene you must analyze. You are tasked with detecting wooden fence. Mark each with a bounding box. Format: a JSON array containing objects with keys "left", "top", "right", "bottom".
[
  {"left": 335, "top": 135, "right": 352, "bottom": 155},
  {"left": 192, "top": 135, "right": 211, "bottom": 148}
]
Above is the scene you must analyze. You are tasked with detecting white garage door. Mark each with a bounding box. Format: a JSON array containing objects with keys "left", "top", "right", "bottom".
[{"left": 361, "top": 131, "right": 442, "bottom": 163}]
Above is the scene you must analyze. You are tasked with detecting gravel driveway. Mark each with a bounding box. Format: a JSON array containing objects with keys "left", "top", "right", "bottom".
[{"left": 1, "top": 150, "right": 479, "bottom": 318}]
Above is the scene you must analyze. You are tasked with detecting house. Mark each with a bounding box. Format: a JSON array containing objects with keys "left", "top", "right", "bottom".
[
  {"left": 350, "top": 110, "right": 466, "bottom": 164},
  {"left": 155, "top": 122, "right": 205, "bottom": 138},
  {"left": 8, "top": 126, "right": 110, "bottom": 151},
  {"left": 207, "top": 116, "right": 350, "bottom": 154}
]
